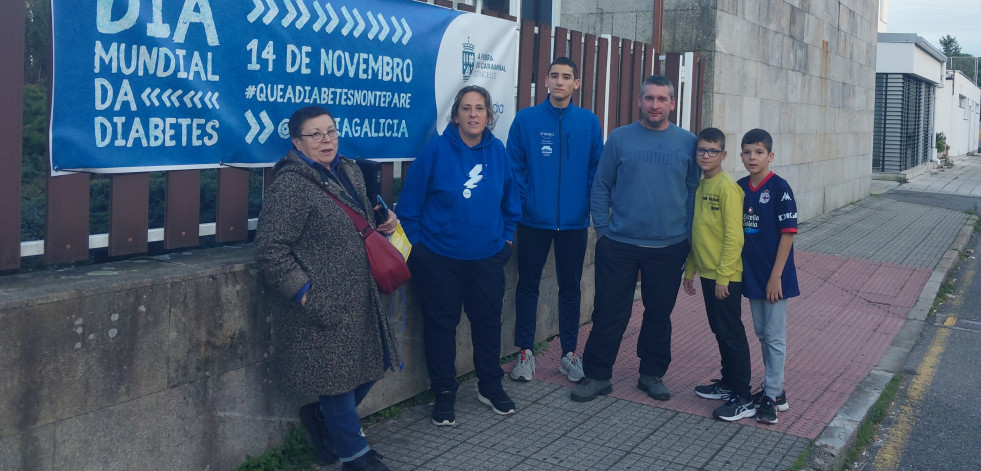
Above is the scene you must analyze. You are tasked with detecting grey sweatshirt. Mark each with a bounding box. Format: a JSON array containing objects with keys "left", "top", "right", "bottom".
[{"left": 590, "top": 121, "right": 700, "bottom": 247}]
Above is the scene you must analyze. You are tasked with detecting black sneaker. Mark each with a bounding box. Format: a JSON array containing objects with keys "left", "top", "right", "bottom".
[
  {"left": 298, "top": 402, "right": 339, "bottom": 465},
  {"left": 341, "top": 450, "right": 390, "bottom": 471},
  {"left": 695, "top": 379, "right": 732, "bottom": 400},
  {"left": 477, "top": 390, "right": 516, "bottom": 415},
  {"left": 752, "top": 388, "right": 789, "bottom": 412},
  {"left": 756, "top": 394, "right": 779, "bottom": 424},
  {"left": 432, "top": 390, "right": 456, "bottom": 426},
  {"left": 713, "top": 395, "right": 757, "bottom": 422}
]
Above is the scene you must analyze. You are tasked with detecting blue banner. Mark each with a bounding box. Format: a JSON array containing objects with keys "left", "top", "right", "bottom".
[{"left": 49, "top": 0, "right": 517, "bottom": 173}]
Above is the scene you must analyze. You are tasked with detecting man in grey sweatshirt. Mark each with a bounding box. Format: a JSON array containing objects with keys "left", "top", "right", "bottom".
[{"left": 571, "top": 75, "right": 700, "bottom": 402}]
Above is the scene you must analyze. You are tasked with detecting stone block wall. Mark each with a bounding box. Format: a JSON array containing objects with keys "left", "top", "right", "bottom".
[
  {"left": 560, "top": 0, "right": 655, "bottom": 43},
  {"left": 0, "top": 243, "right": 594, "bottom": 470},
  {"left": 662, "top": 0, "right": 877, "bottom": 220}
]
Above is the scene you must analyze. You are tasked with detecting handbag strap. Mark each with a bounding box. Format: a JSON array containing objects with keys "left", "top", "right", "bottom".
[{"left": 296, "top": 172, "right": 373, "bottom": 237}]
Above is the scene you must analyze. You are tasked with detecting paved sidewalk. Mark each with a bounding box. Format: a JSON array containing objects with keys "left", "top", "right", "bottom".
[{"left": 343, "top": 158, "right": 980, "bottom": 470}]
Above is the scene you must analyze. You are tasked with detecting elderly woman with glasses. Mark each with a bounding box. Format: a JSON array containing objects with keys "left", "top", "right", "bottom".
[{"left": 255, "top": 105, "right": 399, "bottom": 471}]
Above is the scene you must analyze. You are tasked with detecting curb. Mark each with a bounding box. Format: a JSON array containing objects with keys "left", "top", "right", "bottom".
[{"left": 808, "top": 214, "right": 977, "bottom": 469}]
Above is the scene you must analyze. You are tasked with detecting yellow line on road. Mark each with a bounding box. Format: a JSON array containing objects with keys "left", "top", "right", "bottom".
[{"left": 874, "top": 316, "right": 955, "bottom": 470}]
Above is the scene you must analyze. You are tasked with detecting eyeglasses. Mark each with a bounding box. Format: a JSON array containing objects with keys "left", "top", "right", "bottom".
[
  {"left": 300, "top": 129, "right": 338, "bottom": 142},
  {"left": 695, "top": 147, "right": 723, "bottom": 157}
]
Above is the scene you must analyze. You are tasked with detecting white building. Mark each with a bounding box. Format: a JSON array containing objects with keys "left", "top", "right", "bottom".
[
  {"left": 935, "top": 69, "right": 981, "bottom": 157},
  {"left": 873, "top": 33, "right": 980, "bottom": 172},
  {"left": 873, "top": 33, "right": 946, "bottom": 172}
]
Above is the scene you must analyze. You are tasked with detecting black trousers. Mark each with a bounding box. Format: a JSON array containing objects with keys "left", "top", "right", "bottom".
[
  {"left": 513, "top": 224, "right": 588, "bottom": 354},
  {"left": 582, "top": 237, "right": 688, "bottom": 381},
  {"left": 700, "top": 277, "right": 751, "bottom": 398},
  {"left": 408, "top": 242, "right": 511, "bottom": 395}
]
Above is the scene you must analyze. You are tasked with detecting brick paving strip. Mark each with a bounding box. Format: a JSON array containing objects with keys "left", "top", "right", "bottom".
[{"left": 355, "top": 197, "right": 969, "bottom": 470}]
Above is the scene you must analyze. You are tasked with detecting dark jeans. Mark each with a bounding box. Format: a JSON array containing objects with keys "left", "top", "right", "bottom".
[
  {"left": 699, "top": 277, "right": 751, "bottom": 398},
  {"left": 408, "top": 242, "right": 511, "bottom": 395},
  {"left": 514, "top": 225, "right": 588, "bottom": 354},
  {"left": 319, "top": 381, "right": 375, "bottom": 461},
  {"left": 582, "top": 237, "right": 689, "bottom": 381}
]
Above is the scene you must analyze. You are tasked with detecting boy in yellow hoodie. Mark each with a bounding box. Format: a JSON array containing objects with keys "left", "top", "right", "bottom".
[{"left": 682, "top": 127, "right": 753, "bottom": 421}]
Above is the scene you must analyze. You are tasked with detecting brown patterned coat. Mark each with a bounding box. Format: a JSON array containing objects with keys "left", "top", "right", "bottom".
[{"left": 255, "top": 150, "right": 399, "bottom": 396}]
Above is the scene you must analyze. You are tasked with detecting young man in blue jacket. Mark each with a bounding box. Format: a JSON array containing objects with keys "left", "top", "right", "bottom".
[{"left": 507, "top": 57, "right": 604, "bottom": 383}]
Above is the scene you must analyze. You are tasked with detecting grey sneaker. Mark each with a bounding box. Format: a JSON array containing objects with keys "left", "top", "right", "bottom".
[
  {"left": 559, "top": 352, "right": 585, "bottom": 383},
  {"left": 509, "top": 349, "right": 535, "bottom": 382},
  {"left": 570, "top": 378, "right": 612, "bottom": 402},
  {"left": 637, "top": 375, "right": 671, "bottom": 401}
]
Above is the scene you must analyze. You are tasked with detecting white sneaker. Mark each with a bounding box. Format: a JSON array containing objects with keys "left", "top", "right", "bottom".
[
  {"left": 509, "top": 349, "right": 535, "bottom": 382},
  {"left": 559, "top": 352, "right": 585, "bottom": 383}
]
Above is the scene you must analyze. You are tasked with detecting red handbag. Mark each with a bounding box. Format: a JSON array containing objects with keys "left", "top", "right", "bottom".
[{"left": 300, "top": 174, "right": 411, "bottom": 294}]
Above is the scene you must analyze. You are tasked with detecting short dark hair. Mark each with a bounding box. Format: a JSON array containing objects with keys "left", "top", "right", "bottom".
[
  {"left": 450, "top": 85, "right": 497, "bottom": 130},
  {"left": 697, "top": 127, "right": 726, "bottom": 150},
  {"left": 741, "top": 128, "right": 773, "bottom": 153},
  {"left": 288, "top": 106, "right": 333, "bottom": 139},
  {"left": 549, "top": 57, "right": 579, "bottom": 79},
  {"left": 639, "top": 75, "right": 676, "bottom": 99}
]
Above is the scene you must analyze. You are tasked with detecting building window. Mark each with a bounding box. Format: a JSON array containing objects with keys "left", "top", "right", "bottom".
[
  {"left": 873, "top": 73, "right": 934, "bottom": 172},
  {"left": 482, "top": 0, "right": 510, "bottom": 16},
  {"left": 522, "top": 0, "right": 553, "bottom": 24}
]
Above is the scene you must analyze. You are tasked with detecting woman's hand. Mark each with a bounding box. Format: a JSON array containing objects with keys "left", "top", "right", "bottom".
[{"left": 376, "top": 208, "right": 398, "bottom": 235}]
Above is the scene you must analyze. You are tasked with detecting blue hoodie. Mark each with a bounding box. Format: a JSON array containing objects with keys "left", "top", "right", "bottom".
[
  {"left": 399, "top": 123, "right": 521, "bottom": 260},
  {"left": 507, "top": 95, "right": 603, "bottom": 230}
]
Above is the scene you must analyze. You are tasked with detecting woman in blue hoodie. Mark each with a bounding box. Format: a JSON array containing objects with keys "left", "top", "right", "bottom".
[{"left": 399, "top": 85, "right": 522, "bottom": 427}]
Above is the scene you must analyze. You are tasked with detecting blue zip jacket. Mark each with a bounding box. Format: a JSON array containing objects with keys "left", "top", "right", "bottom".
[
  {"left": 399, "top": 123, "right": 521, "bottom": 260},
  {"left": 507, "top": 95, "right": 603, "bottom": 230}
]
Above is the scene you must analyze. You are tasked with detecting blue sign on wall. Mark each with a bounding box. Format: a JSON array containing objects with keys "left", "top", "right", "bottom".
[{"left": 50, "top": 0, "right": 517, "bottom": 174}]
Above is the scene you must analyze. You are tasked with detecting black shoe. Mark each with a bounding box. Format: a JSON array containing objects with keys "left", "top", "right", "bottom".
[
  {"left": 432, "top": 390, "right": 457, "bottom": 426},
  {"left": 713, "top": 395, "right": 757, "bottom": 422},
  {"left": 570, "top": 377, "right": 612, "bottom": 402},
  {"left": 695, "top": 379, "right": 732, "bottom": 400},
  {"left": 637, "top": 375, "right": 671, "bottom": 401},
  {"left": 341, "top": 450, "right": 390, "bottom": 471},
  {"left": 756, "top": 394, "right": 779, "bottom": 424},
  {"left": 752, "top": 387, "right": 789, "bottom": 411},
  {"left": 477, "top": 390, "right": 516, "bottom": 415},
  {"left": 298, "top": 402, "right": 338, "bottom": 464}
]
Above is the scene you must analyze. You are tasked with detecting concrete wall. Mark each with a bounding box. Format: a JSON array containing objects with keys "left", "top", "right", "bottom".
[
  {"left": 655, "top": 0, "right": 878, "bottom": 221},
  {"left": 935, "top": 70, "right": 981, "bottom": 157},
  {"left": 0, "top": 243, "right": 594, "bottom": 470},
  {"left": 877, "top": 0, "right": 887, "bottom": 32},
  {"left": 876, "top": 41, "right": 944, "bottom": 83}
]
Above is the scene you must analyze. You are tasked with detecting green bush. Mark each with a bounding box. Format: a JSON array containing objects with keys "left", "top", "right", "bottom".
[{"left": 236, "top": 426, "right": 316, "bottom": 471}]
